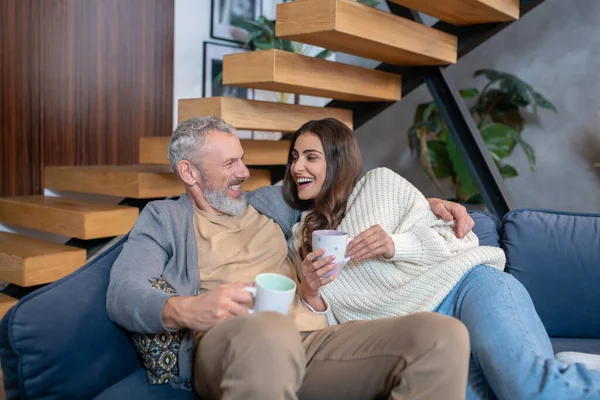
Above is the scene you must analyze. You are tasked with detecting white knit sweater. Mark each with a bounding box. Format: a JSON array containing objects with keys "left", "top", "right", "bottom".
[{"left": 291, "top": 167, "right": 506, "bottom": 323}]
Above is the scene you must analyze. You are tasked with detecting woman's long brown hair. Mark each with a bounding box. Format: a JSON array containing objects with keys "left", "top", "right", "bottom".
[{"left": 282, "top": 118, "right": 362, "bottom": 260}]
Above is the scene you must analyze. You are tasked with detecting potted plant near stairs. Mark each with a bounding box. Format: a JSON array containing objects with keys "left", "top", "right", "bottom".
[{"left": 407, "top": 69, "right": 556, "bottom": 203}]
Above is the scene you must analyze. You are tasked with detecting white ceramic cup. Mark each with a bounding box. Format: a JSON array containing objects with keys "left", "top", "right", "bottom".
[
  {"left": 312, "top": 230, "right": 352, "bottom": 278},
  {"left": 244, "top": 273, "right": 296, "bottom": 315}
]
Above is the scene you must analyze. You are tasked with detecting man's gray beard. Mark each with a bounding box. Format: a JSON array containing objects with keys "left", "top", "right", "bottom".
[{"left": 204, "top": 186, "right": 248, "bottom": 216}]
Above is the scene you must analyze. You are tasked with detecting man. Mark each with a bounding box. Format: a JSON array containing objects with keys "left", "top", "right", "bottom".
[{"left": 107, "top": 116, "right": 475, "bottom": 400}]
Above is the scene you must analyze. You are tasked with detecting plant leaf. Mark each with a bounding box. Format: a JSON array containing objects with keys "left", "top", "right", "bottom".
[
  {"left": 253, "top": 38, "right": 274, "bottom": 50},
  {"left": 281, "top": 39, "right": 295, "bottom": 52},
  {"left": 414, "top": 103, "right": 429, "bottom": 124},
  {"left": 417, "top": 129, "right": 442, "bottom": 191},
  {"left": 314, "top": 49, "right": 331, "bottom": 59},
  {"left": 446, "top": 137, "right": 480, "bottom": 201},
  {"left": 437, "top": 127, "right": 450, "bottom": 142},
  {"left": 408, "top": 121, "right": 438, "bottom": 153},
  {"left": 532, "top": 91, "right": 557, "bottom": 112},
  {"left": 427, "top": 140, "right": 453, "bottom": 179},
  {"left": 408, "top": 127, "right": 420, "bottom": 154},
  {"left": 232, "top": 18, "right": 276, "bottom": 49},
  {"left": 498, "top": 164, "right": 518, "bottom": 178},
  {"left": 480, "top": 123, "right": 517, "bottom": 159},
  {"left": 480, "top": 88, "right": 529, "bottom": 109},
  {"left": 422, "top": 103, "right": 437, "bottom": 121},
  {"left": 465, "top": 193, "right": 484, "bottom": 204},
  {"left": 414, "top": 120, "right": 440, "bottom": 133},
  {"left": 474, "top": 69, "right": 557, "bottom": 116},
  {"left": 490, "top": 104, "right": 525, "bottom": 133},
  {"left": 473, "top": 69, "right": 504, "bottom": 82},
  {"left": 243, "top": 30, "right": 263, "bottom": 49},
  {"left": 513, "top": 133, "right": 536, "bottom": 170},
  {"left": 254, "top": 16, "right": 275, "bottom": 39},
  {"left": 459, "top": 88, "right": 479, "bottom": 98},
  {"left": 213, "top": 70, "right": 223, "bottom": 88},
  {"left": 231, "top": 18, "right": 264, "bottom": 33},
  {"left": 488, "top": 151, "right": 501, "bottom": 163}
]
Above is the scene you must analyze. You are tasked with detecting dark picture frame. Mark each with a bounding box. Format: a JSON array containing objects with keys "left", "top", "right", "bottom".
[
  {"left": 203, "top": 41, "right": 254, "bottom": 138},
  {"left": 210, "top": 0, "right": 262, "bottom": 44},
  {"left": 202, "top": 41, "right": 253, "bottom": 100}
]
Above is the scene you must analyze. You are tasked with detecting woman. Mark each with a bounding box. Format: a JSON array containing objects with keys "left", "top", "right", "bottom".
[{"left": 282, "top": 117, "right": 600, "bottom": 400}]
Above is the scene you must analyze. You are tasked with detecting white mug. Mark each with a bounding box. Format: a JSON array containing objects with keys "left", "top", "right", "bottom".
[
  {"left": 244, "top": 273, "right": 296, "bottom": 315},
  {"left": 312, "top": 230, "right": 352, "bottom": 278}
]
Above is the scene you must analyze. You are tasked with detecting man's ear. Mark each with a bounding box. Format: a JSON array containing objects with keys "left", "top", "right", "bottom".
[{"left": 177, "top": 160, "right": 199, "bottom": 187}]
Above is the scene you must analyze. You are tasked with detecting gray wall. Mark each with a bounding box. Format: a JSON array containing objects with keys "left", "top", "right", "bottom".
[{"left": 353, "top": 0, "right": 600, "bottom": 213}]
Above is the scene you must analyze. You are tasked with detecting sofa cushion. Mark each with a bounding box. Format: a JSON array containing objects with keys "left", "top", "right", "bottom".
[
  {"left": 469, "top": 211, "right": 501, "bottom": 247},
  {"left": 502, "top": 209, "right": 600, "bottom": 338},
  {"left": 94, "top": 368, "right": 198, "bottom": 400},
  {"left": 0, "top": 236, "right": 141, "bottom": 400},
  {"left": 551, "top": 338, "right": 600, "bottom": 355}
]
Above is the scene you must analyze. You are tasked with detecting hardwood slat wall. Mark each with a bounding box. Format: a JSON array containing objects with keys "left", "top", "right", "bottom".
[
  {"left": 0, "top": 0, "right": 43, "bottom": 196},
  {"left": 0, "top": 0, "right": 174, "bottom": 196}
]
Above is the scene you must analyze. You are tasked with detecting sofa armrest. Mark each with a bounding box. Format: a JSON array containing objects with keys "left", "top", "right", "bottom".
[
  {"left": 0, "top": 236, "right": 141, "bottom": 400},
  {"left": 469, "top": 211, "right": 501, "bottom": 247},
  {"left": 502, "top": 209, "right": 600, "bottom": 339}
]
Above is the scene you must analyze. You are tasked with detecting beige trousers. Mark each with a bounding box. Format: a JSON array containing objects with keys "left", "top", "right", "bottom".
[{"left": 194, "top": 312, "right": 469, "bottom": 400}]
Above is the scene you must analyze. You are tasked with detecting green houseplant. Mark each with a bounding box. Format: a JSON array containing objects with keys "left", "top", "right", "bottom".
[{"left": 407, "top": 69, "right": 556, "bottom": 203}]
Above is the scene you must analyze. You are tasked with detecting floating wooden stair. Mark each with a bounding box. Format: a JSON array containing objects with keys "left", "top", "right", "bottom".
[
  {"left": 388, "top": 0, "right": 519, "bottom": 25},
  {"left": 243, "top": 169, "right": 272, "bottom": 191},
  {"left": 223, "top": 49, "right": 401, "bottom": 102},
  {"left": 0, "top": 293, "right": 18, "bottom": 318},
  {"left": 140, "top": 137, "right": 290, "bottom": 166},
  {"left": 0, "top": 232, "right": 86, "bottom": 287},
  {"left": 276, "top": 0, "right": 457, "bottom": 66},
  {"left": 45, "top": 165, "right": 272, "bottom": 197},
  {"left": 45, "top": 166, "right": 184, "bottom": 198},
  {"left": 178, "top": 97, "right": 353, "bottom": 131},
  {"left": 0, "top": 196, "right": 138, "bottom": 240}
]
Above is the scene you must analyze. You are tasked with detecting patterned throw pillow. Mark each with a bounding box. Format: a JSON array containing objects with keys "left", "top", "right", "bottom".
[{"left": 130, "top": 279, "right": 186, "bottom": 384}]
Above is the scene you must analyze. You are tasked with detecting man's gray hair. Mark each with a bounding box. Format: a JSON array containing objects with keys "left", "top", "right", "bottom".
[{"left": 167, "top": 116, "right": 236, "bottom": 174}]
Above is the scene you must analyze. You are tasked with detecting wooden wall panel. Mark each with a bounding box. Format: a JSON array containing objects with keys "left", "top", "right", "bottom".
[
  {"left": 0, "top": 1, "right": 43, "bottom": 195},
  {"left": 0, "top": 0, "right": 174, "bottom": 196}
]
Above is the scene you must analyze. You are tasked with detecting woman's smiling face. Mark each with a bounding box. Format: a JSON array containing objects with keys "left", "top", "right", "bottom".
[{"left": 290, "top": 132, "right": 327, "bottom": 201}]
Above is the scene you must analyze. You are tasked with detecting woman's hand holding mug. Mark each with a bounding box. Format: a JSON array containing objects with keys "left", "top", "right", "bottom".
[
  {"left": 299, "top": 249, "right": 337, "bottom": 311},
  {"left": 346, "top": 225, "right": 394, "bottom": 261}
]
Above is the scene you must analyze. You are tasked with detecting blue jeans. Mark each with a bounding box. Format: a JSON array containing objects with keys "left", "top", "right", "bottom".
[{"left": 435, "top": 265, "right": 600, "bottom": 400}]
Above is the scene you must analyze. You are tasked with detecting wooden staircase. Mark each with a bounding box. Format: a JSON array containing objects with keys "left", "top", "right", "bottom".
[
  {"left": 0, "top": 0, "right": 521, "bottom": 317},
  {"left": 276, "top": 0, "right": 457, "bottom": 66}
]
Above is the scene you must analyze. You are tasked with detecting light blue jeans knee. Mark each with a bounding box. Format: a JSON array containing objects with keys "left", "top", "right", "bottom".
[{"left": 436, "top": 265, "right": 600, "bottom": 400}]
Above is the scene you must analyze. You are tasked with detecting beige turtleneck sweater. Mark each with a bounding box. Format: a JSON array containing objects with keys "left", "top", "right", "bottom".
[{"left": 192, "top": 203, "right": 328, "bottom": 332}]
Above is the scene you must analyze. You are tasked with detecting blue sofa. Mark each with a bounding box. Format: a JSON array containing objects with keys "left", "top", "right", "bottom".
[{"left": 1, "top": 208, "right": 599, "bottom": 399}]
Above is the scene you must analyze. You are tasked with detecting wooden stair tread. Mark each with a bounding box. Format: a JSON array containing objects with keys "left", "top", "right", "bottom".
[
  {"left": 388, "top": 0, "right": 519, "bottom": 26},
  {"left": 276, "top": 0, "right": 457, "bottom": 66},
  {"left": 141, "top": 138, "right": 290, "bottom": 166},
  {"left": 0, "top": 293, "right": 18, "bottom": 318},
  {"left": 0, "top": 196, "right": 138, "bottom": 240},
  {"left": 45, "top": 165, "right": 271, "bottom": 198},
  {"left": 0, "top": 232, "right": 86, "bottom": 287},
  {"left": 223, "top": 49, "right": 401, "bottom": 102},
  {"left": 45, "top": 165, "right": 183, "bottom": 199},
  {"left": 177, "top": 97, "right": 353, "bottom": 131},
  {"left": 243, "top": 169, "right": 271, "bottom": 191}
]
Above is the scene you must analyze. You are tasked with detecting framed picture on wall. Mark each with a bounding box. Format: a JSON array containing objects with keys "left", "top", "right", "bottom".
[
  {"left": 211, "top": 0, "right": 262, "bottom": 43},
  {"left": 203, "top": 42, "right": 254, "bottom": 138},
  {"left": 203, "top": 42, "right": 253, "bottom": 100}
]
